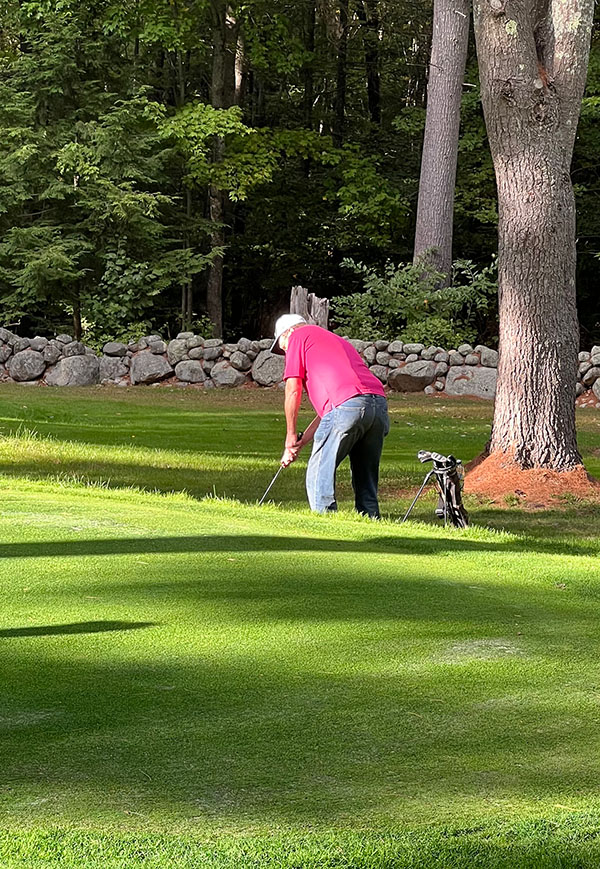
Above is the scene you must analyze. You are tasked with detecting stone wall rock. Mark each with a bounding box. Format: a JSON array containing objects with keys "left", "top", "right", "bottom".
[
  {"left": 476, "top": 345, "right": 499, "bottom": 367},
  {"left": 445, "top": 366, "right": 497, "bottom": 399},
  {"left": 103, "top": 341, "right": 128, "bottom": 357},
  {"left": 45, "top": 355, "right": 100, "bottom": 386},
  {"left": 388, "top": 361, "right": 436, "bottom": 392},
  {"left": 0, "top": 326, "right": 599, "bottom": 405},
  {"left": 369, "top": 365, "right": 388, "bottom": 384},
  {"left": 63, "top": 341, "right": 87, "bottom": 357},
  {"left": 166, "top": 339, "right": 188, "bottom": 366},
  {"left": 251, "top": 350, "right": 285, "bottom": 386},
  {"left": 129, "top": 352, "right": 173, "bottom": 385},
  {"left": 99, "top": 356, "right": 130, "bottom": 383},
  {"left": 9, "top": 349, "right": 46, "bottom": 382},
  {"left": 43, "top": 344, "right": 62, "bottom": 365},
  {"left": 230, "top": 351, "right": 251, "bottom": 370},
  {"left": 174, "top": 360, "right": 206, "bottom": 383},
  {"left": 211, "top": 360, "right": 247, "bottom": 387}
]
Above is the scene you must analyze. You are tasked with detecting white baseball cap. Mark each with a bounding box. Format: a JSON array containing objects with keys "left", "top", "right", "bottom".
[{"left": 270, "top": 314, "right": 307, "bottom": 353}]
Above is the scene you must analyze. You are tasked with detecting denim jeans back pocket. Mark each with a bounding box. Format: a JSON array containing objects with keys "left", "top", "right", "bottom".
[{"left": 333, "top": 403, "right": 364, "bottom": 434}]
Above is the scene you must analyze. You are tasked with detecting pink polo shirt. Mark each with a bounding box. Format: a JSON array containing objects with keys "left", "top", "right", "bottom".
[{"left": 283, "top": 325, "right": 386, "bottom": 417}]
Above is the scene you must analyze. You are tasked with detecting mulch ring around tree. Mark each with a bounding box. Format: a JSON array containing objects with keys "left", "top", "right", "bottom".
[{"left": 465, "top": 451, "right": 600, "bottom": 508}]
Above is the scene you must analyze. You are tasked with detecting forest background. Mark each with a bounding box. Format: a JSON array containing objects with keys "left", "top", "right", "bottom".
[{"left": 0, "top": 0, "right": 599, "bottom": 347}]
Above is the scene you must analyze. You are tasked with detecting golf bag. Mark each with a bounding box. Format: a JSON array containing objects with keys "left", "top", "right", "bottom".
[{"left": 402, "top": 450, "right": 469, "bottom": 528}]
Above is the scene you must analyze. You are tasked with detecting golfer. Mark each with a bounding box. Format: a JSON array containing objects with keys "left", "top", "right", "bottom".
[{"left": 272, "top": 314, "right": 390, "bottom": 518}]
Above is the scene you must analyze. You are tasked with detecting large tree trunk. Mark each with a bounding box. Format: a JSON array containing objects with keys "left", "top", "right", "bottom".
[
  {"left": 206, "top": 185, "right": 225, "bottom": 336},
  {"left": 413, "top": 0, "right": 470, "bottom": 280},
  {"left": 472, "top": 0, "right": 594, "bottom": 474},
  {"left": 206, "top": 1, "right": 240, "bottom": 338}
]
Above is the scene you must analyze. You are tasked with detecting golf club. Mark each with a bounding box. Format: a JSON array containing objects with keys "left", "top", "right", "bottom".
[{"left": 258, "top": 431, "right": 303, "bottom": 506}]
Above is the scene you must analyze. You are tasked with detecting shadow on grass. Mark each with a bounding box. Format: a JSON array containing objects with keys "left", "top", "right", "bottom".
[
  {"left": 0, "top": 531, "right": 596, "bottom": 560},
  {"left": 1, "top": 534, "right": 600, "bottom": 828},
  {"left": 0, "top": 458, "right": 312, "bottom": 506},
  {"left": 470, "top": 502, "right": 600, "bottom": 539},
  {"left": 3, "top": 628, "right": 600, "bottom": 830},
  {"left": 0, "top": 621, "right": 157, "bottom": 638},
  {"left": 3, "top": 458, "right": 600, "bottom": 539}
]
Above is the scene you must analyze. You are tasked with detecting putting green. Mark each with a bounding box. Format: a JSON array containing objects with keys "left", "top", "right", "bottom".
[{"left": 0, "top": 385, "right": 600, "bottom": 867}]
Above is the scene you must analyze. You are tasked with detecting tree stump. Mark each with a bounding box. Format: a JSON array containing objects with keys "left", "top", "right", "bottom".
[{"left": 290, "top": 285, "right": 329, "bottom": 329}]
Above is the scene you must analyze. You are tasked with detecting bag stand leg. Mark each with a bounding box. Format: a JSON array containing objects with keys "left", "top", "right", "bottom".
[{"left": 401, "top": 470, "right": 435, "bottom": 524}]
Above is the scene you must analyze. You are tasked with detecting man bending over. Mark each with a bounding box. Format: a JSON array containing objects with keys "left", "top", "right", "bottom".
[{"left": 272, "top": 314, "right": 390, "bottom": 519}]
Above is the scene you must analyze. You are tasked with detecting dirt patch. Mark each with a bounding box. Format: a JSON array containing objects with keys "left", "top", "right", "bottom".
[
  {"left": 465, "top": 451, "right": 600, "bottom": 506},
  {"left": 577, "top": 392, "right": 600, "bottom": 409}
]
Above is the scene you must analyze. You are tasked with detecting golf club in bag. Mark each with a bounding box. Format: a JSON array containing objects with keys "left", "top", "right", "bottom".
[{"left": 402, "top": 450, "right": 469, "bottom": 528}]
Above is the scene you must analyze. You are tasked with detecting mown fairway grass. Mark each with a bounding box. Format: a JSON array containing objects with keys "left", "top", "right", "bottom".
[{"left": 1, "top": 384, "right": 600, "bottom": 868}]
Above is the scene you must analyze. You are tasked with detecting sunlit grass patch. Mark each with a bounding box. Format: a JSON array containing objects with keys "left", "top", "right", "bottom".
[{"left": 0, "top": 385, "right": 600, "bottom": 866}]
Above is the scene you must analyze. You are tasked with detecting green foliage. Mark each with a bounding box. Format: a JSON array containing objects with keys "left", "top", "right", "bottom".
[
  {"left": 332, "top": 257, "right": 497, "bottom": 345},
  {"left": 455, "top": 81, "right": 498, "bottom": 230},
  {"left": 158, "top": 105, "right": 344, "bottom": 203},
  {"left": 0, "top": 0, "right": 597, "bottom": 341},
  {"left": 326, "top": 149, "right": 411, "bottom": 248},
  {"left": 243, "top": 4, "right": 311, "bottom": 77},
  {"left": 190, "top": 313, "right": 215, "bottom": 338},
  {"left": 0, "top": 0, "right": 217, "bottom": 335},
  {"left": 80, "top": 319, "right": 154, "bottom": 351}
]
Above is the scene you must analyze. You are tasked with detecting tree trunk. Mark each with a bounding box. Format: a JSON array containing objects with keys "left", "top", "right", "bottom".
[
  {"left": 72, "top": 294, "right": 82, "bottom": 342},
  {"left": 472, "top": 0, "right": 594, "bottom": 471},
  {"left": 181, "top": 187, "right": 193, "bottom": 330},
  {"left": 357, "top": 0, "right": 381, "bottom": 125},
  {"left": 290, "top": 285, "right": 329, "bottom": 328},
  {"left": 413, "top": 0, "right": 470, "bottom": 280},
  {"left": 206, "top": 182, "right": 224, "bottom": 337},
  {"left": 303, "top": 1, "right": 317, "bottom": 129},
  {"left": 172, "top": 35, "right": 194, "bottom": 332},
  {"left": 206, "top": 1, "right": 239, "bottom": 338},
  {"left": 333, "top": 0, "right": 349, "bottom": 146}
]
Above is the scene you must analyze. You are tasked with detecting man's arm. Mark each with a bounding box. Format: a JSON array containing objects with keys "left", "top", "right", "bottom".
[
  {"left": 281, "top": 377, "right": 303, "bottom": 467},
  {"left": 297, "top": 415, "right": 320, "bottom": 447}
]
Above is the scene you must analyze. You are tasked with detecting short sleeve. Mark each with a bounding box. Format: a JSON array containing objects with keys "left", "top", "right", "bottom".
[{"left": 283, "top": 332, "right": 306, "bottom": 381}]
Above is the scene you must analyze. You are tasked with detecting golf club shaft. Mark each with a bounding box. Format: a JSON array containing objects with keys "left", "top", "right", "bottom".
[
  {"left": 258, "top": 466, "right": 283, "bottom": 506},
  {"left": 258, "top": 431, "right": 304, "bottom": 506}
]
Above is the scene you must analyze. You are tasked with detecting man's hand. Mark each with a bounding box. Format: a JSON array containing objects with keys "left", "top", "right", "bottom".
[
  {"left": 280, "top": 416, "right": 319, "bottom": 467},
  {"left": 281, "top": 432, "right": 303, "bottom": 468}
]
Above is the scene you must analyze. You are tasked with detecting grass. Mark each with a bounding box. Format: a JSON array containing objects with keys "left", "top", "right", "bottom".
[{"left": 0, "top": 384, "right": 600, "bottom": 867}]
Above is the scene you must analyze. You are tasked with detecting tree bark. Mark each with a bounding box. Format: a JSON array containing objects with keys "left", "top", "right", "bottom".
[
  {"left": 172, "top": 30, "right": 194, "bottom": 332},
  {"left": 413, "top": 0, "right": 470, "bottom": 280},
  {"left": 357, "top": 0, "right": 381, "bottom": 125},
  {"left": 473, "top": 0, "right": 594, "bottom": 470},
  {"left": 303, "top": 1, "right": 317, "bottom": 129},
  {"left": 72, "top": 293, "right": 82, "bottom": 342},
  {"left": 333, "top": 0, "right": 349, "bottom": 146},
  {"left": 290, "top": 285, "right": 329, "bottom": 328},
  {"left": 206, "top": 1, "right": 240, "bottom": 338}
]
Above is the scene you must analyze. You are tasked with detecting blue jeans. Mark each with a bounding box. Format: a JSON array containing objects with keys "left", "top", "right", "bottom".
[{"left": 306, "top": 394, "right": 390, "bottom": 519}]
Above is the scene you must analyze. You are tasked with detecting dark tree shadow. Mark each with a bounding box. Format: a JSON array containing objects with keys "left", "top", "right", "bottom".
[
  {"left": 0, "top": 620, "right": 157, "bottom": 638},
  {"left": 0, "top": 532, "right": 594, "bottom": 560}
]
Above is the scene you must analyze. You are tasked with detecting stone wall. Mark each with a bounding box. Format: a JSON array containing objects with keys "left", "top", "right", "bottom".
[{"left": 1, "top": 327, "right": 599, "bottom": 406}]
